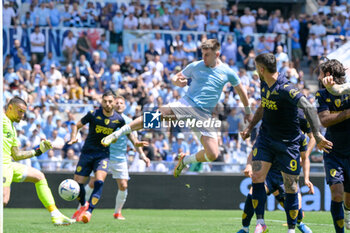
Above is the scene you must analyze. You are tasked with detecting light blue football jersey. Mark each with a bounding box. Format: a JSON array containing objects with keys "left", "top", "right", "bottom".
[
  {"left": 109, "top": 113, "right": 132, "bottom": 162},
  {"left": 182, "top": 60, "right": 240, "bottom": 113}
]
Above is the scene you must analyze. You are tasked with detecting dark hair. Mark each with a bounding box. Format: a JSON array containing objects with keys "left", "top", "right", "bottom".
[
  {"left": 7, "top": 96, "right": 27, "bottom": 109},
  {"left": 102, "top": 89, "right": 116, "bottom": 98},
  {"left": 319, "top": 59, "right": 346, "bottom": 84},
  {"left": 255, "top": 53, "right": 277, "bottom": 73}
]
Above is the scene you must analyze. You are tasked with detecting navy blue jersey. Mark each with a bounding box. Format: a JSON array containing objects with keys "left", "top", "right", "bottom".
[
  {"left": 260, "top": 74, "right": 304, "bottom": 142},
  {"left": 298, "top": 109, "right": 311, "bottom": 134},
  {"left": 316, "top": 89, "right": 350, "bottom": 156},
  {"left": 80, "top": 107, "right": 125, "bottom": 155}
]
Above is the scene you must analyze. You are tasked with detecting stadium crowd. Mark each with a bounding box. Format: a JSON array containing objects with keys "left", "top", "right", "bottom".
[{"left": 3, "top": 0, "right": 350, "bottom": 172}]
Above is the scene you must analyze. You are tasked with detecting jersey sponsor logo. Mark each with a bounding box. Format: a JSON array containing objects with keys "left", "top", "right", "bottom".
[
  {"left": 92, "top": 197, "right": 99, "bottom": 205},
  {"left": 104, "top": 119, "right": 110, "bottom": 125},
  {"left": 334, "top": 99, "right": 341, "bottom": 108},
  {"left": 289, "top": 88, "right": 300, "bottom": 99},
  {"left": 289, "top": 210, "right": 299, "bottom": 220},
  {"left": 262, "top": 97, "right": 278, "bottom": 110},
  {"left": 96, "top": 116, "right": 102, "bottom": 120},
  {"left": 143, "top": 110, "right": 161, "bottom": 129},
  {"left": 330, "top": 169, "right": 337, "bottom": 177},
  {"left": 112, "top": 119, "right": 120, "bottom": 123},
  {"left": 95, "top": 125, "right": 114, "bottom": 135},
  {"left": 253, "top": 148, "right": 257, "bottom": 157},
  {"left": 76, "top": 166, "right": 82, "bottom": 173}
]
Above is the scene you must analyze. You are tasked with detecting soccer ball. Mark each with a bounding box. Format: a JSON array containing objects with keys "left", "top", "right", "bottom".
[{"left": 58, "top": 179, "right": 80, "bottom": 201}]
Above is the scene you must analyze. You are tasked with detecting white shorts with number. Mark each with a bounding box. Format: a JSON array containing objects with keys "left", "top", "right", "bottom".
[
  {"left": 168, "top": 98, "right": 218, "bottom": 139},
  {"left": 109, "top": 161, "right": 130, "bottom": 180}
]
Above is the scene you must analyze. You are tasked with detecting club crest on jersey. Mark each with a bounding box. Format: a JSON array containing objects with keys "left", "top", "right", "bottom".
[
  {"left": 105, "top": 119, "right": 110, "bottom": 125},
  {"left": 289, "top": 89, "right": 300, "bottom": 99},
  {"left": 330, "top": 169, "right": 337, "bottom": 177},
  {"left": 335, "top": 99, "right": 341, "bottom": 108}
]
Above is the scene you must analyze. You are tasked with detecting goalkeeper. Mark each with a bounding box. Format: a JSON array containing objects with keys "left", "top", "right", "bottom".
[{"left": 2, "top": 96, "right": 75, "bottom": 226}]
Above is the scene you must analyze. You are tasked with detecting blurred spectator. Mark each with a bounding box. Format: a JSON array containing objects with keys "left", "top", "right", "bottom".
[
  {"left": 15, "top": 57, "right": 32, "bottom": 81},
  {"left": 227, "top": 108, "right": 243, "bottom": 150},
  {"left": 130, "top": 44, "right": 143, "bottom": 71},
  {"left": 274, "top": 17, "right": 290, "bottom": 34},
  {"left": 275, "top": 45, "right": 289, "bottom": 72},
  {"left": 183, "top": 35, "right": 197, "bottom": 62},
  {"left": 185, "top": 12, "right": 198, "bottom": 31},
  {"left": 238, "top": 35, "right": 254, "bottom": 61},
  {"left": 240, "top": 7, "right": 255, "bottom": 37},
  {"left": 61, "top": 3, "right": 72, "bottom": 27},
  {"left": 42, "top": 150, "right": 61, "bottom": 171},
  {"left": 307, "top": 33, "right": 323, "bottom": 77},
  {"left": 84, "top": 78, "right": 99, "bottom": 101},
  {"left": 145, "top": 42, "right": 159, "bottom": 63},
  {"left": 61, "top": 148, "right": 79, "bottom": 171},
  {"left": 90, "top": 52, "right": 105, "bottom": 80},
  {"left": 139, "top": 11, "right": 152, "bottom": 29},
  {"left": 62, "top": 31, "right": 77, "bottom": 65},
  {"left": 21, "top": 11, "right": 33, "bottom": 29},
  {"left": 219, "top": 8, "right": 230, "bottom": 32},
  {"left": 273, "top": 33, "right": 287, "bottom": 54},
  {"left": 256, "top": 8, "right": 268, "bottom": 33},
  {"left": 101, "top": 64, "right": 122, "bottom": 91},
  {"left": 67, "top": 77, "right": 83, "bottom": 100},
  {"left": 75, "top": 54, "right": 92, "bottom": 83},
  {"left": 170, "top": 8, "right": 184, "bottom": 31},
  {"left": 221, "top": 35, "right": 237, "bottom": 63},
  {"left": 154, "top": 154, "right": 168, "bottom": 172},
  {"left": 50, "top": 129, "right": 65, "bottom": 158},
  {"left": 30, "top": 26, "right": 45, "bottom": 64},
  {"left": 110, "top": 10, "right": 124, "bottom": 46},
  {"left": 41, "top": 52, "right": 60, "bottom": 73},
  {"left": 151, "top": 33, "right": 165, "bottom": 55},
  {"left": 45, "top": 64, "right": 62, "bottom": 83},
  {"left": 112, "top": 45, "right": 126, "bottom": 64},
  {"left": 124, "top": 13, "right": 138, "bottom": 30},
  {"left": 310, "top": 16, "right": 327, "bottom": 37},
  {"left": 3, "top": 1, "right": 17, "bottom": 28},
  {"left": 82, "top": 1, "right": 98, "bottom": 27},
  {"left": 10, "top": 39, "right": 25, "bottom": 67},
  {"left": 48, "top": 2, "right": 60, "bottom": 27},
  {"left": 36, "top": 3, "right": 51, "bottom": 27},
  {"left": 256, "top": 35, "right": 271, "bottom": 54},
  {"left": 70, "top": 2, "right": 83, "bottom": 27},
  {"left": 96, "top": 34, "right": 110, "bottom": 56},
  {"left": 76, "top": 31, "right": 92, "bottom": 60},
  {"left": 171, "top": 133, "right": 189, "bottom": 161}
]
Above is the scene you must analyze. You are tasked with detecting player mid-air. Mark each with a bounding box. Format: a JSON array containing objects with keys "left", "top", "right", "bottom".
[
  {"left": 317, "top": 59, "right": 350, "bottom": 233},
  {"left": 241, "top": 53, "right": 332, "bottom": 233},
  {"left": 3, "top": 96, "right": 75, "bottom": 225},
  {"left": 101, "top": 39, "right": 252, "bottom": 177}
]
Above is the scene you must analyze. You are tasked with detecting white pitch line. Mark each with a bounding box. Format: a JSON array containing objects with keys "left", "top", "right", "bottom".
[{"left": 231, "top": 217, "right": 334, "bottom": 227}]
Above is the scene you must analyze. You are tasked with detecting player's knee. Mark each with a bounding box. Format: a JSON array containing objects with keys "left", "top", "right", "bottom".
[
  {"left": 120, "top": 184, "right": 127, "bottom": 191},
  {"left": 331, "top": 191, "right": 343, "bottom": 202},
  {"left": 205, "top": 152, "right": 218, "bottom": 161}
]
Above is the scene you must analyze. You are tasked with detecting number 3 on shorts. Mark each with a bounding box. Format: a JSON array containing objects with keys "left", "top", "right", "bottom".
[
  {"left": 290, "top": 159, "right": 297, "bottom": 171},
  {"left": 102, "top": 160, "right": 108, "bottom": 169}
]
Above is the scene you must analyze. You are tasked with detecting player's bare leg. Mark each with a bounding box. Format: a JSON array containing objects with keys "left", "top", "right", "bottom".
[
  {"left": 174, "top": 136, "right": 219, "bottom": 177},
  {"left": 344, "top": 192, "right": 350, "bottom": 230},
  {"left": 102, "top": 105, "right": 176, "bottom": 146},
  {"left": 24, "top": 167, "right": 75, "bottom": 225},
  {"left": 282, "top": 173, "right": 300, "bottom": 233},
  {"left": 251, "top": 161, "right": 271, "bottom": 233}
]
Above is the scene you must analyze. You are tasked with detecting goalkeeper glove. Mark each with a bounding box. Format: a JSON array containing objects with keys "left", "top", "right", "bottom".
[{"left": 33, "top": 140, "right": 53, "bottom": 156}]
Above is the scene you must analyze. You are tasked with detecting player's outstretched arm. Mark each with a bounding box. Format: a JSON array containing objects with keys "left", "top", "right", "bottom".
[
  {"left": 234, "top": 83, "right": 253, "bottom": 123},
  {"left": 127, "top": 132, "right": 151, "bottom": 167},
  {"left": 11, "top": 140, "right": 52, "bottom": 161},
  {"left": 240, "top": 104, "right": 263, "bottom": 140},
  {"left": 171, "top": 72, "right": 188, "bottom": 87},
  {"left": 323, "top": 75, "right": 350, "bottom": 96},
  {"left": 301, "top": 144, "right": 314, "bottom": 194},
  {"left": 297, "top": 96, "right": 333, "bottom": 152},
  {"left": 68, "top": 121, "right": 84, "bottom": 145},
  {"left": 318, "top": 109, "right": 350, "bottom": 128}
]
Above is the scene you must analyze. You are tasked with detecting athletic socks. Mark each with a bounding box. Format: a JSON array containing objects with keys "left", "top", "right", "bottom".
[
  {"left": 114, "top": 125, "right": 131, "bottom": 138},
  {"left": 77, "top": 183, "right": 86, "bottom": 206},
  {"left": 284, "top": 193, "right": 299, "bottom": 229},
  {"left": 331, "top": 201, "right": 345, "bottom": 233},
  {"left": 87, "top": 180, "right": 104, "bottom": 213},
  {"left": 297, "top": 208, "right": 304, "bottom": 225},
  {"left": 85, "top": 184, "right": 93, "bottom": 202},
  {"left": 35, "top": 179, "right": 56, "bottom": 210},
  {"left": 242, "top": 194, "right": 254, "bottom": 227},
  {"left": 252, "top": 183, "right": 266, "bottom": 220},
  {"left": 115, "top": 190, "right": 128, "bottom": 214},
  {"left": 183, "top": 154, "right": 198, "bottom": 165}
]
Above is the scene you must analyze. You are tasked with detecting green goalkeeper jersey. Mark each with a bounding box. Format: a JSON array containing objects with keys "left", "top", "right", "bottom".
[{"left": 3, "top": 114, "right": 19, "bottom": 164}]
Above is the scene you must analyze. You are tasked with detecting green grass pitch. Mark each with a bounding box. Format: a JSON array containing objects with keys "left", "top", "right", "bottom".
[{"left": 4, "top": 209, "right": 334, "bottom": 233}]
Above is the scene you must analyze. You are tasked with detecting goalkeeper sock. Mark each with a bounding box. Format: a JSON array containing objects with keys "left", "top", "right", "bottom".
[
  {"left": 115, "top": 189, "right": 128, "bottom": 214},
  {"left": 50, "top": 209, "right": 62, "bottom": 218},
  {"left": 88, "top": 180, "right": 104, "bottom": 213},
  {"left": 85, "top": 184, "right": 93, "bottom": 202},
  {"left": 331, "top": 200, "right": 344, "bottom": 233},
  {"left": 35, "top": 179, "right": 56, "bottom": 211},
  {"left": 77, "top": 183, "right": 86, "bottom": 206}
]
